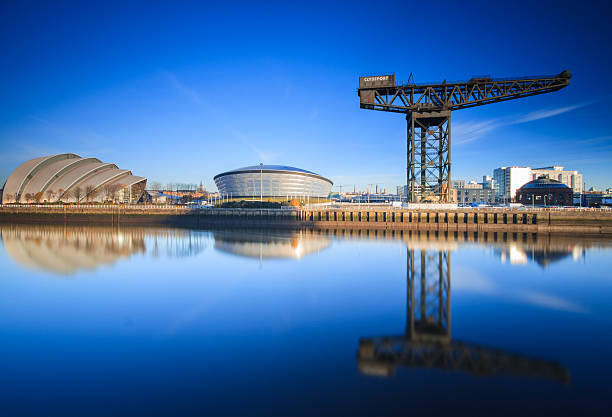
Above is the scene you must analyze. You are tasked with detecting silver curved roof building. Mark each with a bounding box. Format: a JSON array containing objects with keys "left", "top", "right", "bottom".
[
  {"left": 214, "top": 165, "right": 333, "bottom": 198},
  {"left": 2, "top": 153, "right": 147, "bottom": 204}
]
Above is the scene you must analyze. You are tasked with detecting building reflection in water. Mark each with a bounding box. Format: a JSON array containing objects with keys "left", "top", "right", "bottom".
[
  {"left": 497, "top": 243, "right": 584, "bottom": 267},
  {"left": 213, "top": 229, "right": 331, "bottom": 260},
  {"left": 358, "top": 245, "right": 571, "bottom": 385},
  {"left": 0, "top": 224, "right": 209, "bottom": 275}
]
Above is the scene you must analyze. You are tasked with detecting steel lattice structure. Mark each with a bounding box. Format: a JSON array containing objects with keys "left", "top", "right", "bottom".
[
  {"left": 358, "top": 71, "right": 571, "bottom": 202},
  {"left": 406, "top": 249, "right": 450, "bottom": 340},
  {"left": 357, "top": 248, "right": 570, "bottom": 384}
]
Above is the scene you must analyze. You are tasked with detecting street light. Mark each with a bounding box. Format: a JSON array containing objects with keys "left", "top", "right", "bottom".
[{"left": 260, "top": 163, "right": 263, "bottom": 202}]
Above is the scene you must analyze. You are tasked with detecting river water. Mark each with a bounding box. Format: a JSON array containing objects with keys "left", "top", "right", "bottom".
[{"left": 1, "top": 224, "right": 611, "bottom": 416}]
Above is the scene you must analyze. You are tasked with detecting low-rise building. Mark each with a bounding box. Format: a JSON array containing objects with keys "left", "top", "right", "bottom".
[
  {"left": 580, "top": 191, "right": 612, "bottom": 207},
  {"left": 516, "top": 177, "right": 573, "bottom": 206},
  {"left": 455, "top": 188, "right": 495, "bottom": 205},
  {"left": 452, "top": 180, "right": 494, "bottom": 205}
]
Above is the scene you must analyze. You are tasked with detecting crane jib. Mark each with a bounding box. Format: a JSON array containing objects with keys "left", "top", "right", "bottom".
[{"left": 357, "top": 70, "right": 571, "bottom": 204}]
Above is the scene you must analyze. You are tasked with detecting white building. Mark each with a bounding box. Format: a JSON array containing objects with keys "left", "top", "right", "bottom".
[
  {"left": 531, "top": 166, "right": 583, "bottom": 194},
  {"left": 493, "top": 166, "right": 532, "bottom": 202}
]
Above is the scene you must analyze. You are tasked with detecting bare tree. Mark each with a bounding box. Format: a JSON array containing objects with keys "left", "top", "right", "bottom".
[
  {"left": 24, "top": 193, "right": 34, "bottom": 203},
  {"left": 71, "top": 186, "right": 83, "bottom": 203},
  {"left": 46, "top": 189, "right": 56, "bottom": 203},
  {"left": 85, "top": 185, "right": 95, "bottom": 202},
  {"left": 110, "top": 184, "right": 125, "bottom": 203},
  {"left": 150, "top": 181, "right": 162, "bottom": 191},
  {"left": 88, "top": 187, "right": 99, "bottom": 203},
  {"left": 100, "top": 184, "right": 112, "bottom": 202}
]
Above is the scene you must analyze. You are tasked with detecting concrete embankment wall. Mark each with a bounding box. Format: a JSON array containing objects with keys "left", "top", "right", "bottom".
[{"left": 1, "top": 206, "right": 612, "bottom": 235}]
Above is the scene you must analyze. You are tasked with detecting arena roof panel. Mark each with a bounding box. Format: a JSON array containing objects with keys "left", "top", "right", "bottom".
[{"left": 225, "top": 165, "right": 318, "bottom": 175}]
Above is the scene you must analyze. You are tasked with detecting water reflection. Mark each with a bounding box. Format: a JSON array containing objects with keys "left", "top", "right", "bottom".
[
  {"left": 357, "top": 247, "right": 571, "bottom": 384},
  {"left": 318, "top": 228, "right": 599, "bottom": 269},
  {"left": 496, "top": 243, "right": 584, "bottom": 267},
  {"left": 1, "top": 225, "right": 604, "bottom": 275},
  {"left": 213, "top": 229, "right": 331, "bottom": 259},
  {"left": 0, "top": 224, "right": 209, "bottom": 274}
]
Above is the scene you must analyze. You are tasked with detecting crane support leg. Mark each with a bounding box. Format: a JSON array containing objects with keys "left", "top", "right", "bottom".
[
  {"left": 407, "top": 111, "right": 451, "bottom": 203},
  {"left": 406, "top": 248, "right": 450, "bottom": 341}
]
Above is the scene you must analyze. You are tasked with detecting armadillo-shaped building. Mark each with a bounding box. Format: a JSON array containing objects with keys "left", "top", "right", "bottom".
[{"left": 1, "top": 153, "right": 147, "bottom": 204}]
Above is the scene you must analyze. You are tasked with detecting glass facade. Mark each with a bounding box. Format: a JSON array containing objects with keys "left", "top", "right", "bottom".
[{"left": 214, "top": 167, "right": 332, "bottom": 198}]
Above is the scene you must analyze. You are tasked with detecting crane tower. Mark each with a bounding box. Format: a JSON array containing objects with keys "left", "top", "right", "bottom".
[{"left": 358, "top": 71, "right": 571, "bottom": 202}]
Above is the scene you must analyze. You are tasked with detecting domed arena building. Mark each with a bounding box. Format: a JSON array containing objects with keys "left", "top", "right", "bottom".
[
  {"left": 516, "top": 176, "right": 572, "bottom": 206},
  {"left": 1, "top": 153, "right": 147, "bottom": 204},
  {"left": 214, "top": 164, "right": 333, "bottom": 199}
]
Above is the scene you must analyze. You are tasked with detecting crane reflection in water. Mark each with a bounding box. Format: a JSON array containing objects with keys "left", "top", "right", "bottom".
[{"left": 357, "top": 245, "right": 571, "bottom": 385}]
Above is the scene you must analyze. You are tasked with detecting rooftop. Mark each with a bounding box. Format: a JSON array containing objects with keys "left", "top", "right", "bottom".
[
  {"left": 520, "top": 177, "right": 570, "bottom": 190},
  {"left": 224, "top": 165, "right": 318, "bottom": 175}
]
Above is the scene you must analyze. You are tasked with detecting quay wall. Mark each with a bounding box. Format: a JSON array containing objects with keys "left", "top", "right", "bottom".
[{"left": 1, "top": 205, "right": 612, "bottom": 235}]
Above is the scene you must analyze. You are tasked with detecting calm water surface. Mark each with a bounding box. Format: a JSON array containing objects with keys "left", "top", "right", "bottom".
[{"left": 1, "top": 224, "right": 612, "bottom": 416}]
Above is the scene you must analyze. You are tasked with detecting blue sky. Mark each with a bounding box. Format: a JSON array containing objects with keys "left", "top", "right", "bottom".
[{"left": 1, "top": 0, "right": 611, "bottom": 192}]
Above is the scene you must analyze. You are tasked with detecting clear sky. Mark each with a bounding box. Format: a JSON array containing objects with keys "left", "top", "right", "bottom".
[{"left": 1, "top": 0, "right": 611, "bottom": 192}]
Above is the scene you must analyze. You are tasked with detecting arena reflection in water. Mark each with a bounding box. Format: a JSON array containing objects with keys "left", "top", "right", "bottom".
[{"left": 212, "top": 229, "right": 332, "bottom": 260}]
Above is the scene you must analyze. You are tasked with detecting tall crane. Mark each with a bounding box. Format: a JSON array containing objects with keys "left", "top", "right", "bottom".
[{"left": 358, "top": 70, "right": 571, "bottom": 202}]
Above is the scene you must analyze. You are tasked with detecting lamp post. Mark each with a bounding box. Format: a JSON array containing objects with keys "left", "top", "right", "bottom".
[{"left": 260, "top": 163, "right": 263, "bottom": 202}]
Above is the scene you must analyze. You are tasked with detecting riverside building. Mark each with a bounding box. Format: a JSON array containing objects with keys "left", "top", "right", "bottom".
[
  {"left": 1, "top": 153, "right": 147, "bottom": 204},
  {"left": 213, "top": 165, "right": 332, "bottom": 199},
  {"left": 516, "top": 177, "right": 573, "bottom": 206},
  {"left": 531, "top": 166, "right": 583, "bottom": 194},
  {"left": 493, "top": 166, "right": 533, "bottom": 203}
]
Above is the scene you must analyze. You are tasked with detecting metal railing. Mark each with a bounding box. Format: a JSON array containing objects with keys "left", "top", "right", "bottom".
[{"left": 1, "top": 203, "right": 610, "bottom": 212}]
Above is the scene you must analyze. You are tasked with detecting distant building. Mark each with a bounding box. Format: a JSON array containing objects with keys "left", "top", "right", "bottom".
[
  {"left": 516, "top": 177, "right": 572, "bottom": 206},
  {"left": 451, "top": 180, "right": 465, "bottom": 189},
  {"left": 397, "top": 185, "right": 423, "bottom": 197},
  {"left": 451, "top": 179, "right": 492, "bottom": 204},
  {"left": 531, "top": 166, "right": 582, "bottom": 194},
  {"left": 481, "top": 175, "right": 495, "bottom": 190},
  {"left": 351, "top": 193, "right": 403, "bottom": 203},
  {"left": 146, "top": 190, "right": 167, "bottom": 204},
  {"left": 580, "top": 191, "right": 612, "bottom": 207},
  {"left": 493, "top": 166, "right": 532, "bottom": 202},
  {"left": 464, "top": 181, "right": 482, "bottom": 189},
  {"left": 455, "top": 188, "right": 495, "bottom": 205}
]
